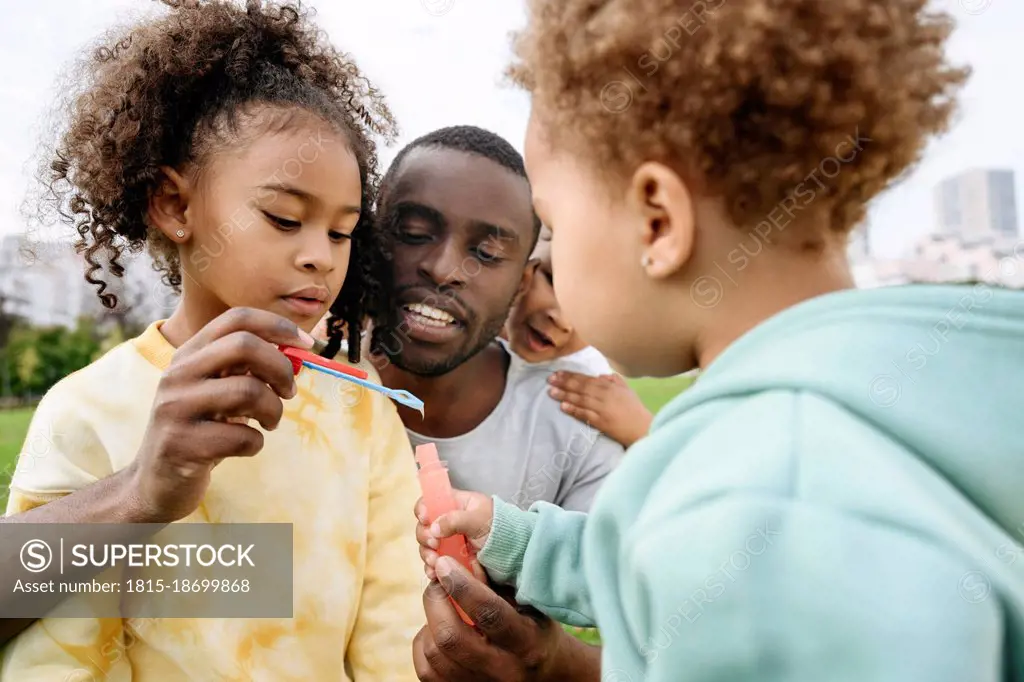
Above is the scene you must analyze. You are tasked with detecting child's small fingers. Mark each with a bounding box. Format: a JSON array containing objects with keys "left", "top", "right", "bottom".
[
  {"left": 413, "top": 500, "right": 428, "bottom": 524},
  {"left": 550, "top": 386, "right": 590, "bottom": 409},
  {"left": 451, "top": 488, "right": 481, "bottom": 509},
  {"left": 470, "top": 558, "right": 489, "bottom": 584},
  {"left": 424, "top": 563, "right": 436, "bottom": 581},
  {"left": 549, "top": 386, "right": 584, "bottom": 404},
  {"left": 566, "top": 384, "right": 607, "bottom": 411},
  {"left": 420, "top": 546, "right": 438, "bottom": 567},
  {"left": 547, "top": 371, "right": 570, "bottom": 389},
  {"left": 562, "top": 402, "right": 601, "bottom": 427},
  {"left": 416, "top": 522, "right": 439, "bottom": 549},
  {"left": 548, "top": 371, "right": 589, "bottom": 392}
]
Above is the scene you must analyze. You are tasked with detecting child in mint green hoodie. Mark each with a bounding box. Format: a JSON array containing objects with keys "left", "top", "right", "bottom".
[{"left": 416, "top": 1, "right": 1024, "bottom": 680}]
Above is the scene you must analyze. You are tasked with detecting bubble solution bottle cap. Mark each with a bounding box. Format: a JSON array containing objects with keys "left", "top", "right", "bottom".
[{"left": 415, "top": 443, "right": 475, "bottom": 626}]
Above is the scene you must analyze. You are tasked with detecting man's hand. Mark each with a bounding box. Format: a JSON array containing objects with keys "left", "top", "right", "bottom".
[
  {"left": 414, "top": 559, "right": 600, "bottom": 682},
  {"left": 128, "top": 307, "right": 316, "bottom": 523},
  {"left": 547, "top": 371, "right": 653, "bottom": 448}
]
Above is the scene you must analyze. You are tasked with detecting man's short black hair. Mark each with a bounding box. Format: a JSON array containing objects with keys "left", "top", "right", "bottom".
[{"left": 378, "top": 125, "right": 542, "bottom": 252}]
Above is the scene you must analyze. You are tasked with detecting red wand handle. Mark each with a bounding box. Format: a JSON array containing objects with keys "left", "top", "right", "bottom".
[{"left": 278, "top": 345, "right": 369, "bottom": 380}]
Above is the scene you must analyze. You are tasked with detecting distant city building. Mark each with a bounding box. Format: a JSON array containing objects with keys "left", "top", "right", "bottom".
[
  {"left": 855, "top": 233, "right": 1024, "bottom": 290},
  {"left": 0, "top": 235, "right": 95, "bottom": 328},
  {"left": 0, "top": 234, "right": 177, "bottom": 329},
  {"left": 911, "top": 233, "right": 1024, "bottom": 287},
  {"left": 934, "top": 169, "right": 1019, "bottom": 239},
  {"left": 848, "top": 224, "right": 871, "bottom": 262}
]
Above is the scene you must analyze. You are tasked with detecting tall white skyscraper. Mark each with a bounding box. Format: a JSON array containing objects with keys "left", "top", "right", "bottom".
[{"left": 934, "top": 169, "right": 1019, "bottom": 240}]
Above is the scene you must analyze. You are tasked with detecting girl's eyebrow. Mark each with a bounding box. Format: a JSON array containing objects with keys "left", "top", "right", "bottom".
[{"left": 259, "top": 182, "right": 360, "bottom": 214}]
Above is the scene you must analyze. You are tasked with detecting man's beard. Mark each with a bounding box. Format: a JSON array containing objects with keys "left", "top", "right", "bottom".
[{"left": 379, "top": 312, "right": 509, "bottom": 378}]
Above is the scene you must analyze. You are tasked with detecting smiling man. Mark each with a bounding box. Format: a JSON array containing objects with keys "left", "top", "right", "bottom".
[
  {"left": 369, "top": 126, "right": 623, "bottom": 514},
  {"left": 366, "top": 126, "right": 619, "bottom": 682}
]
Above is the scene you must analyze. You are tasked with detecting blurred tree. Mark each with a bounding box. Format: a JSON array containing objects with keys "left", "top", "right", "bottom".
[
  {"left": 95, "top": 323, "right": 127, "bottom": 360},
  {"left": 15, "top": 346, "right": 40, "bottom": 389},
  {"left": 0, "top": 292, "right": 28, "bottom": 398},
  {"left": 0, "top": 292, "right": 25, "bottom": 351},
  {"left": 2, "top": 317, "right": 100, "bottom": 397}
]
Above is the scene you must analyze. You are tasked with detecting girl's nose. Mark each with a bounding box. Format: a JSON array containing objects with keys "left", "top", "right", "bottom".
[{"left": 296, "top": 232, "right": 335, "bottom": 273}]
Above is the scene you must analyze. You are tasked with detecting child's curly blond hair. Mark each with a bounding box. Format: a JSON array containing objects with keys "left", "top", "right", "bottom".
[{"left": 509, "top": 0, "right": 970, "bottom": 237}]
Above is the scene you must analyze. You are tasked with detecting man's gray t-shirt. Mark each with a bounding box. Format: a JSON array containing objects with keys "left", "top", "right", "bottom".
[{"left": 405, "top": 344, "right": 624, "bottom": 513}]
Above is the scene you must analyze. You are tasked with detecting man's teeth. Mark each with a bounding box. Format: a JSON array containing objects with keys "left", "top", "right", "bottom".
[{"left": 406, "top": 303, "right": 456, "bottom": 326}]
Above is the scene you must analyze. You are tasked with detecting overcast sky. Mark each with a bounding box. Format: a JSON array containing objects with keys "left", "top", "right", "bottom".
[{"left": 1, "top": 0, "right": 1020, "bottom": 258}]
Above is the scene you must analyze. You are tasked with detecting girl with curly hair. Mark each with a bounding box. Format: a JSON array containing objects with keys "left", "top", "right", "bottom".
[
  {"left": 4, "top": 1, "right": 423, "bottom": 679},
  {"left": 417, "top": 1, "right": 1024, "bottom": 680}
]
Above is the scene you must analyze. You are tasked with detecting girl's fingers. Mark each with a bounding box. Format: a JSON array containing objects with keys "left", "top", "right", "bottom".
[
  {"left": 185, "top": 328, "right": 299, "bottom": 400},
  {"left": 189, "top": 375, "right": 286, "bottom": 431}
]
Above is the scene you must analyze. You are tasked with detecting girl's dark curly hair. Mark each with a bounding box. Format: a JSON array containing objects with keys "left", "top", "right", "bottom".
[{"left": 42, "top": 0, "right": 397, "bottom": 363}]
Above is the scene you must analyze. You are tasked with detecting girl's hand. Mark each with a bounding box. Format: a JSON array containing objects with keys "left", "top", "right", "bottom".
[
  {"left": 547, "top": 371, "right": 654, "bottom": 448},
  {"left": 127, "top": 307, "right": 316, "bottom": 524},
  {"left": 415, "top": 490, "right": 494, "bottom": 582}
]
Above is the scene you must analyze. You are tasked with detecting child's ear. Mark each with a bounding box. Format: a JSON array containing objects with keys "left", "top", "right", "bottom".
[
  {"left": 148, "top": 165, "right": 193, "bottom": 243},
  {"left": 628, "top": 162, "right": 696, "bottom": 279}
]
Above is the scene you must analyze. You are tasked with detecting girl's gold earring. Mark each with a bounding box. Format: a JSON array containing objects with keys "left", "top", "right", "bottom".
[
  {"left": 641, "top": 254, "right": 653, "bottom": 269},
  {"left": 175, "top": 229, "right": 186, "bottom": 239}
]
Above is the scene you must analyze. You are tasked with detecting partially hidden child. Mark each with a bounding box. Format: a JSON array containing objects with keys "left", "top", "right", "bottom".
[
  {"left": 417, "top": 1, "right": 1024, "bottom": 681},
  {"left": 2, "top": 1, "right": 423, "bottom": 679},
  {"left": 504, "top": 225, "right": 654, "bottom": 448}
]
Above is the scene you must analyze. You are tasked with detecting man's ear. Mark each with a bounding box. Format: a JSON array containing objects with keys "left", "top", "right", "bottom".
[
  {"left": 628, "top": 162, "right": 696, "bottom": 279},
  {"left": 148, "top": 166, "right": 192, "bottom": 243}
]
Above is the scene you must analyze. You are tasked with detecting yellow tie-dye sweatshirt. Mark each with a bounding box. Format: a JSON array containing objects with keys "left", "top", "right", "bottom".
[{"left": 1, "top": 321, "right": 425, "bottom": 681}]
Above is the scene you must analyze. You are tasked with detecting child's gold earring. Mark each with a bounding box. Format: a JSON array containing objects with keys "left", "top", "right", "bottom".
[
  {"left": 641, "top": 254, "right": 653, "bottom": 269},
  {"left": 175, "top": 229, "right": 186, "bottom": 239}
]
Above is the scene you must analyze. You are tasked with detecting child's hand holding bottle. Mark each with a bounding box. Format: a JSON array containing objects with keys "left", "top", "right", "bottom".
[{"left": 415, "top": 490, "right": 494, "bottom": 582}]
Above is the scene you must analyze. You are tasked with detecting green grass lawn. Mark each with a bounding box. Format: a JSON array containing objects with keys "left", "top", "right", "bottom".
[
  {"left": 0, "top": 407, "right": 35, "bottom": 511},
  {"left": 629, "top": 373, "right": 696, "bottom": 413}
]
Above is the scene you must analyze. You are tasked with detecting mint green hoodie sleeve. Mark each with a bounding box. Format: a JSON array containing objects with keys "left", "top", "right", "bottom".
[{"left": 477, "top": 496, "right": 596, "bottom": 627}]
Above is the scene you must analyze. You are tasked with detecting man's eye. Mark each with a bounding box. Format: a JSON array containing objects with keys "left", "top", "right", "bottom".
[
  {"left": 263, "top": 211, "right": 300, "bottom": 229},
  {"left": 399, "top": 230, "right": 430, "bottom": 244},
  {"left": 475, "top": 247, "right": 504, "bottom": 263}
]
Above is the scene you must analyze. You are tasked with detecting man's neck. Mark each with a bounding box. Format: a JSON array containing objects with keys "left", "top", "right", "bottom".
[{"left": 379, "top": 342, "right": 511, "bottom": 439}]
